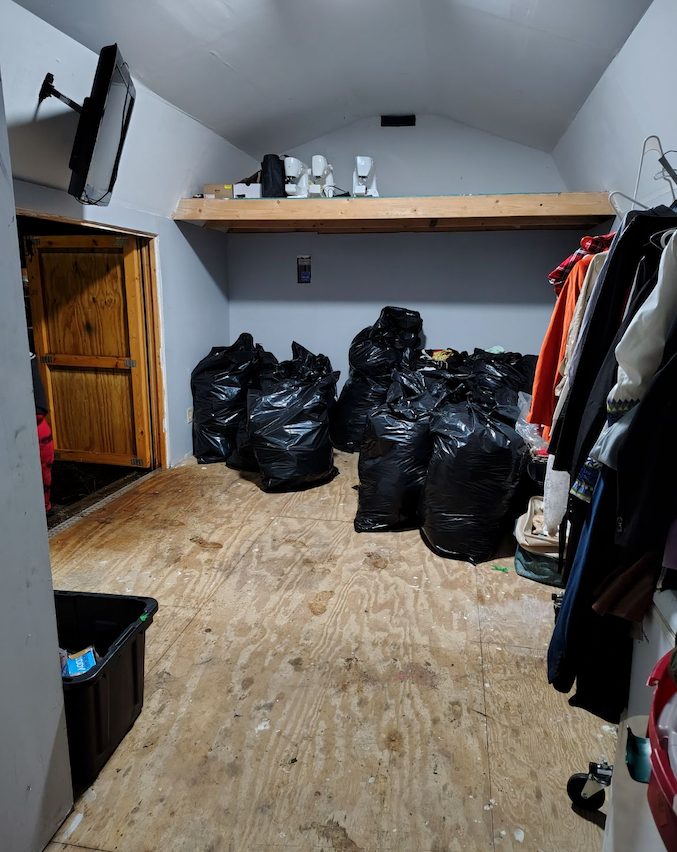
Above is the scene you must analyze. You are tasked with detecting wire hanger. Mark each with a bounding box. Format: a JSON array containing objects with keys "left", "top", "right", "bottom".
[{"left": 608, "top": 135, "right": 677, "bottom": 217}]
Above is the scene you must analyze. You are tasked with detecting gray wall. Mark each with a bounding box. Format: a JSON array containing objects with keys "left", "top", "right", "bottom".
[
  {"left": 554, "top": 0, "right": 676, "bottom": 208},
  {"left": 288, "top": 114, "right": 567, "bottom": 198},
  {"left": 226, "top": 230, "right": 582, "bottom": 384},
  {"left": 229, "top": 118, "right": 578, "bottom": 379},
  {"left": 0, "top": 73, "right": 73, "bottom": 852}
]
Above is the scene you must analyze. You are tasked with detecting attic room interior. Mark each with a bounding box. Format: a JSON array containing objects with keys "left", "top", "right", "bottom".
[{"left": 2, "top": 1, "right": 677, "bottom": 851}]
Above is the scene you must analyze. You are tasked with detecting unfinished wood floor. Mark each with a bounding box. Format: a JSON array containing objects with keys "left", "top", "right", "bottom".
[{"left": 46, "top": 452, "right": 615, "bottom": 852}]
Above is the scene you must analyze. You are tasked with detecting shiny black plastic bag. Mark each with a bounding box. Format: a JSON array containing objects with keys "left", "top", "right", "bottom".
[
  {"left": 225, "top": 417, "right": 259, "bottom": 472},
  {"left": 247, "top": 344, "right": 340, "bottom": 491},
  {"left": 330, "top": 306, "right": 422, "bottom": 452},
  {"left": 330, "top": 375, "right": 390, "bottom": 452},
  {"left": 471, "top": 350, "right": 537, "bottom": 396},
  {"left": 191, "top": 333, "right": 277, "bottom": 464},
  {"left": 355, "top": 371, "right": 436, "bottom": 532},
  {"left": 420, "top": 402, "right": 526, "bottom": 564},
  {"left": 227, "top": 343, "right": 333, "bottom": 474},
  {"left": 348, "top": 306, "right": 423, "bottom": 376}
]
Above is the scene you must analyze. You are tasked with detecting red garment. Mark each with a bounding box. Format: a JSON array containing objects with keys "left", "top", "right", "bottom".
[
  {"left": 529, "top": 254, "right": 594, "bottom": 428},
  {"left": 37, "top": 414, "right": 54, "bottom": 512},
  {"left": 548, "top": 232, "right": 614, "bottom": 295}
]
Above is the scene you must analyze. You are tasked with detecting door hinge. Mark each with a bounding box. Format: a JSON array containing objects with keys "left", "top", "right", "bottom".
[
  {"left": 123, "top": 359, "right": 137, "bottom": 368},
  {"left": 41, "top": 355, "right": 55, "bottom": 364},
  {"left": 116, "top": 236, "right": 129, "bottom": 247},
  {"left": 25, "top": 237, "right": 40, "bottom": 260},
  {"left": 130, "top": 457, "right": 144, "bottom": 466}
]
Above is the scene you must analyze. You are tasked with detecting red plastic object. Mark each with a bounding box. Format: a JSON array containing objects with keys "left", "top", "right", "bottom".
[{"left": 647, "top": 651, "right": 677, "bottom": 850}]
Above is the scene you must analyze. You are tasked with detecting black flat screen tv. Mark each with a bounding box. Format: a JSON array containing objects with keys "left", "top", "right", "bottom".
[{"left": 68, "top": 44, "right": 135, "bottom": 207}]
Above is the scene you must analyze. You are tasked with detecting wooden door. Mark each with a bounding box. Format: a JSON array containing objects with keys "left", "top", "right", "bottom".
[{"left": 25, "top": 234, "right": 153, "bottom": 467}]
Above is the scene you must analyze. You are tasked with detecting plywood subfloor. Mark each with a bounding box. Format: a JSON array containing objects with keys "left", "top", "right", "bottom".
[{"left": 48, "top": 452, "right": 615, "bottom": 852}]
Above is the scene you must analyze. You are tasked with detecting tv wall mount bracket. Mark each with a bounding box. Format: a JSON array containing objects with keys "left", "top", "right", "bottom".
[{"left": 39, "top": 73, "right": 82, "bottom": 114}]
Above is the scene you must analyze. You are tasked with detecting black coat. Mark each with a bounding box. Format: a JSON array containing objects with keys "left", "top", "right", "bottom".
[{"left": 552, "top": 207, "right": 677, "bottom": 472}]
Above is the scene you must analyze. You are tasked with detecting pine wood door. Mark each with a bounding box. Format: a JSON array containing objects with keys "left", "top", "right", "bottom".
[{"left": 25, "top": 234, "right": 152, "bottom": 467}]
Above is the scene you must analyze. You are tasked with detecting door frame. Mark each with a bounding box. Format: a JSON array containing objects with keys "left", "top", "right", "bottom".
[{"left": 17, "top": 208, "right": 168, "bottom": 469}]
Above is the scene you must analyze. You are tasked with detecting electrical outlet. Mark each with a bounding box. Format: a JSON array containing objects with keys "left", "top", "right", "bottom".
[
  {"left": 187, "top": 407, "right": 193, "bottom": 424},
  {"left": 297, "top": 255, "right": 311, "bottom": 283}
]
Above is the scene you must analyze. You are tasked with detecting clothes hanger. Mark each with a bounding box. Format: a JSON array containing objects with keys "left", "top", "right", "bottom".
[
  {"left": 608, "top": 135, "right": 677, "bottom": 217},
  {"left": 648, "top": 227, "right": 677, "bottom": 251},
  {"left": 661, "top": 228, "right": 677, "bottom": 249},
  {"left": 608, "top": 191, "right": 648, "bottom": 217}
]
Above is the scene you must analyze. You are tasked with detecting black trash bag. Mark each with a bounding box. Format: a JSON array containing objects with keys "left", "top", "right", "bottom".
[
  {"left": 247, "top": 343, "right": 340, "bottom": 491},
  {"left": 355, "top": 371, "right": 437, "bottom": 532},
  {"left": 191, "top": 333, "right": 277, "bottom": 464},
  {"left": 471, "top": 349, "right": 537, "bottom": 397},
  {"left": 349, "top": 306, "right": 423, "bottom": 376},
  {"left": 228, "top": 343, "right": 334, "bottom": 474},
  {"left": 330, "top": 375, "right": 390, "bottom": 452},
  {"left": 417, "top": 349, "right": 476, "bottom": 403},
  {"left": 330, "top": 306, "right": 423, "bottom": 452},
  {"left": 472, "top": 384, "right": 521, "bottom": 427},
  {"left": 420, "top": 402, "right": 526, "bottom": 564},
  {"left": 225, "top": 417, "right": 259, "bottom": 472}
]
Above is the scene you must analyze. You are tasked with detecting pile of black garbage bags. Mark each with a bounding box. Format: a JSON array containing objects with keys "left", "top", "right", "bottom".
[
  {"left": 191, "top": 307, "right": 536, "bottom": 562},
  {"left": 191, "top": 334, "right": 338, "bottom": 491},
  {"left": 335, "top": 307, "right": 536, "bottom": 564}
]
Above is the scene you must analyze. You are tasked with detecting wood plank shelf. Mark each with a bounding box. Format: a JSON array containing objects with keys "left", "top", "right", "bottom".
[{"left": 173, "top": 192, "right": 613, "bottom": 234}]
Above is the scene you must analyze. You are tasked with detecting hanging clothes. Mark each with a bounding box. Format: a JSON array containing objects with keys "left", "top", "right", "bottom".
[
  {"left": 615, "top": 304, "right": 677, "bottom": 561},
  {"left": 547, "top": 232, "right": 615, "bottom": 296},
  {"left": 528, "top": 254, "right": 593, "bottom": 429},
  {"left": 550, "top": 207, "right": 677, "bottom": 473},
  {"left": 547, "top": 468, "right": 633, "bottom": 723},
  {"left": 545, "top": 221, "right": 677, "bottom": 722},
  {"left": 542, "top": 252, "right": 610, "bottom": 534},
  {"left": 568, "top": 246, "right": 664, "bottom": 500},
  {"left": 551, "top": 251, "right": 609, "bottom": 429},
  {"left": 591, "top": 232, "right": 677, "bottom": 466}
]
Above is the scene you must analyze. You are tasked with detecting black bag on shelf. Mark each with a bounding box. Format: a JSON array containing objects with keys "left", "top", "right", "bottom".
[
  {"left": 190, "top": 333, "right": 276, "bottom": 464},
  {"left": 247, "top": 343, "right": 340, "bottom": 491},
  {"left": 261, "top": 154, "right": 286, "bottom": 198},
  {"left": 330, "top": 306, "right": 423, "bottom": 452},
  {"left": 420, "top": 401, "right": 526, "bottom": 564},
  {"left": 355, "top": 371, "right": 437, "bottom": 532}
]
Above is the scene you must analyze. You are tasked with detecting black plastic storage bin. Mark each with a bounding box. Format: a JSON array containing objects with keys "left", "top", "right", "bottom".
[{"left": 55, "top": 590, "right": 158, "bottom": 794}]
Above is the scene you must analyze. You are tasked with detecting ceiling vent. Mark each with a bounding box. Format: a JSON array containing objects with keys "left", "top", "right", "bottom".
[{"left": 381, "top": 115, "right": 416, "bottom": 127}]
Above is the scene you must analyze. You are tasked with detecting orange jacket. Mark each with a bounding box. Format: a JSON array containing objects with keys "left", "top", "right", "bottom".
[{"left": 528, "top": 254, "right": 594, "bottom": 428}]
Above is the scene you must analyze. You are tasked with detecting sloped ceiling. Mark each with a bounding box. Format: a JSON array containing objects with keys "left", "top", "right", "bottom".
[{"left": 13, "top": 0, "right": 652, "bottom": 157}]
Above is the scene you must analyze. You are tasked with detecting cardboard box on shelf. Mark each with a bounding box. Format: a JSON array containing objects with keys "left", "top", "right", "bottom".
[{"left": 203, "top": 183, "right": 234, "bottom": 199}]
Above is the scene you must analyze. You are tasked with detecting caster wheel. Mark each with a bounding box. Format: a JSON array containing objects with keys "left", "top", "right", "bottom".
[{"left": 567, "top": 773, "right": 606, "bottom": 811}]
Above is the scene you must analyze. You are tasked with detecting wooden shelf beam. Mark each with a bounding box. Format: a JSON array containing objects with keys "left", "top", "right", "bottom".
[{"left": 173, "top": 192, "right": 613, "bottom": 234}]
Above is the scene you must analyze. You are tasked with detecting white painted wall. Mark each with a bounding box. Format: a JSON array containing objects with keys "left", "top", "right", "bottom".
[
  {"left": 0, "top": 72, "right": 73, "bottom": 852},
  {"left": 288, "top": 115, "right": 567, "bottom": 198},
  {"left": 227, "top": 230, "right": 581, "bottom": 385},
  {"left": 554, "top": 0, "right": 677, "bottom": 208},
  {"left": 0, "top": 0, "right": 259, "bottom": 463},
  {"left": 229, "top": 115, "right": 577, "bottom": 381}
]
